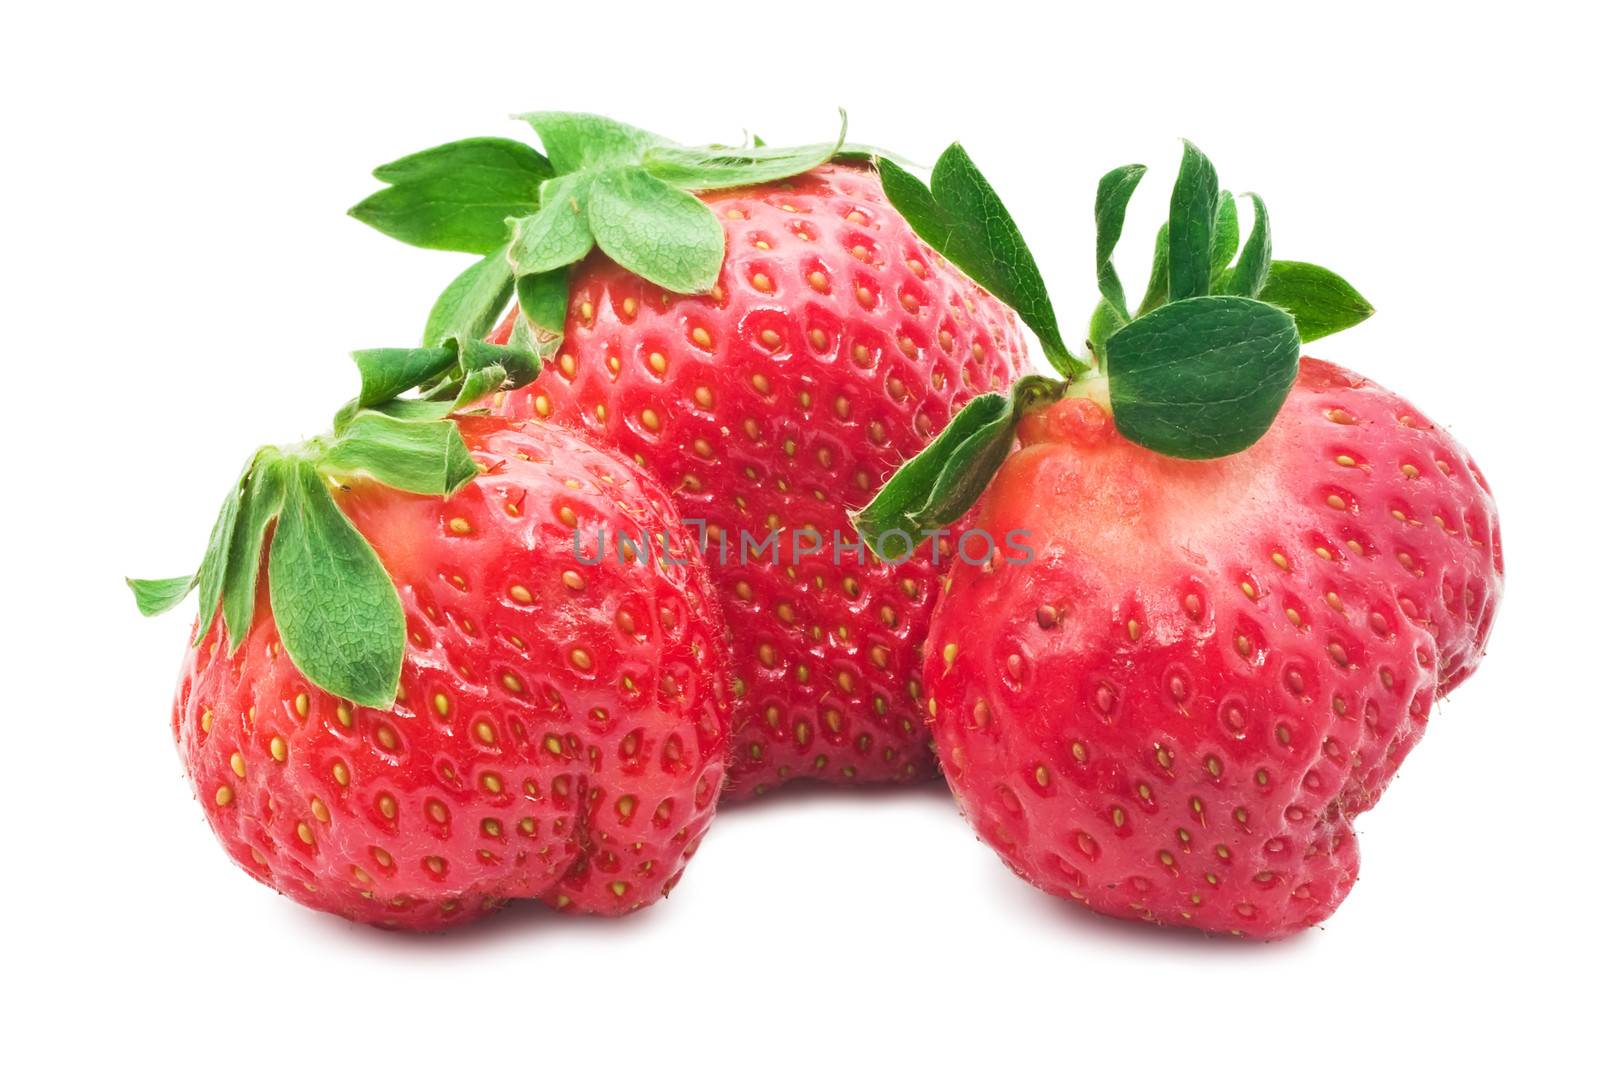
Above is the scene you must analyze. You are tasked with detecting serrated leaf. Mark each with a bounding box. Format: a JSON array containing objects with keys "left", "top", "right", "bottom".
[
  {"left": 268, "top": 460, "right": 405, "bottom": 708},
  {"left": 508, "top": 174, "right": 595, "bottom": 276},
  {"left": 350, "top": 138, "right": 550, "bottom": 254},
  {"left": 126, "top": 575, "right": 194, "bottom": 616},
  {"left": 587, "top": 167, "right": 724, "bottom": 295},
  {"left": 1257, "top": 260, "right": 1374, "bottom": 342},
  {"left": 321, "top": 412, "right": 477, "bottom": 496},
  {"left": 221, "top": 452, "right": 287, "bottom": 650},
  {"left": 1094, "top": 164, "right": 1146, "bottom": 322},
  {"left": 1168, "top": 141, "right": 1220, "bottom": 302},
  {"left": 519, "top": 112, "right": 667, "bottom": 173},
  {"left": 1210, "top": 190, "right": 1239, "bottom": 284},
  {"left": 879, "top": 147, "right": 1083, "bottom": 377},
  {"left": 423, "top": 244, "right": 516, "bottom": 348},
  {"left": 1226, "top": 194, "right": 1272, "bottom": 298},
  {"left": 1105, "top": 295, "right": 1300, "bottom": 459}
]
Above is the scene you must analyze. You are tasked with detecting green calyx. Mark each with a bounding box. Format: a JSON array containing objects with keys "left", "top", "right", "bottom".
[
  {"left": 127, "top": 340, "right": 540, "bottom": 708},
  {"left": 352, "top": 110, "right": 871, "bottom": 360},
  {"left": 853, "top": 375, "right": 1064, "bottom": 550},
  {"left": 857, "top": 140, "right": 1375, "bottom": 557},
  {"left": 878, "top": 149, "right": 1089, "bottom": 379}
]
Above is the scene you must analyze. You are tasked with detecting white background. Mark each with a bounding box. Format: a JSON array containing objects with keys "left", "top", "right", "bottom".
[{"left": 5, "top": 2, "right": 1594, "bottom": 1079}]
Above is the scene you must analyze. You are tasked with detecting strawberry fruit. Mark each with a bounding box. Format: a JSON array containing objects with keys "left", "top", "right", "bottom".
[
  {"left": 131, "top": 341, "right": 729, "bottom": 929},
  {"left": 353, "top": 114, "right": 1027, "bottom": 796},
  {"left": 859, "top": 143, "right": 1502, "bottom": 936}
]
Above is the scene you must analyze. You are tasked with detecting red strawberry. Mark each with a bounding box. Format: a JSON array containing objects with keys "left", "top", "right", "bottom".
[
  {"left": 860, "top": 142, "right": 1502, "bottom": 936},
  {"left": 135, "top": 350, "right": 729, "bottom": 930},
  {"left": 928, "top": 360, "right": 1500, "bottom": 936},
  {"left": 490, "top": 164, "right": 1026, "bottom": 796}
]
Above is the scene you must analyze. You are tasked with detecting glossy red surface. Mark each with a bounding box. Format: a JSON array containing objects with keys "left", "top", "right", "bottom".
[
  {"left": 929, "top": 358, "right": 1503, "bottom": 936},
  {"left": 495, "top": 166, "right": 1027, "bottom": 796},
  {"left": 173, "top": 418, "right": 730, "bottom": 929}
]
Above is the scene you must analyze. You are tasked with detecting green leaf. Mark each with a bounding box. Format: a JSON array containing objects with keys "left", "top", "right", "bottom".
[
  {"left": 1137, "top": 222, "right": 1170, "bottom": 316},
  {"left": 423, "top": 244, "right": 516, "bottom": 348},
  {"left": 350, "top": 138, "right": 551, "bottom": 254},
  {"left": 1257, "top": 260, "right": 1374, "bottom": 342},
  {"left": 1210, "top": 190, "right": 1239, "bottom": 284},
  {"left": 642, "top": 140, "right": 841, "bottom": 191},
  {"left": 1088, "top": 297, "right": 1127, "bottom": 353},
  {"left": 854, "top": 377, "right": 1061, "bottom": 554},
  {"left": 1094, "top": 164, "right": 1146, "bottom": 322},
  {"left": 126, "top": 575, "right": 194, "bottom": 616},
  {"left": 518, "top": 112, "right": 666, "bottom": 173},
  {"left": 904, "top": 406, "right": 1023, "bottom": 533},
  {"left": 515, "top": 268, "right": 570, "bottom": 357},
  {"left": 451, "top": 366, "right": 505, "bottom": 409},
  {"left": 506, "top": 315, "right": 537, "bottom": 359},
  {"left": 854, "top": 393, "right": 1010, "bottom": 555},
  {"left": 1226, "top": 194, "right": 1272, "bottom": 298},
  {"left": 507, "top": 174, "right": 595, "bottom": 276},
  {"left": 321, "top": 412, "right": 477, "bottom": 496},
  {"left": 1167, "top": 141, "right": 1220, "bottom": 302},
  {"left": 456, "top": 337, "right": 539, "bottom": 388},
  {"left": 346, "top": 337, "right": 537, "bottom": 427},
  {"left": 361, "top": 113, "right": 865, "bottom": 300},
  {"left": 268, "top": 459, "right": 405, "bottom": 708},
  {"left": 220, "top": 452, "right": 287, "bottom": 650},
  {"left": 192, "top": 466, "right": 245, "bottom": 643},
  {"left": 1105, "top": 295, "right": 1300, "bottom": 459},
  {"left": 351, "top": 346, "right": 458, "bottom": 410},
  {"left": 439, "top": 336, "right": 541, "bottom": 408},
  {"left": 367, "top": 398, "right": 455, "bottom": 422},
  {"left": 837, "top": 143, "right": 914, "bottom": 168},
  {"left": 878, "top": 147, "right": 1083, "bottom": 377},
  {"left": 587, "top": 167, "right": 725, "bottom": 295},
  {"left": 643, "top": 112, "right": 846, "bottom": 190}
]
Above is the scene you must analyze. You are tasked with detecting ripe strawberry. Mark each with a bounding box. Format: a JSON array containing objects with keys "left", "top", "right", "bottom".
[
  {"left": 134, "top": 349, "right": 729, "bottom": 930},
  {"left": 929, "top": 360, "right": 1500, "bottom": 936},
  {"left": 493, "top": 166, "right": 1025, "bottom": 795},
  {"left": 346, "top": 114, "right": 1025, "bottom": 797},
  {"left": 862, "top": 142, "right": 1502, "bottom": 936}
]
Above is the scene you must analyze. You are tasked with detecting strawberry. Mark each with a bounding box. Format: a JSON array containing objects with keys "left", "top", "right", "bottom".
[
  {"left": 929, "top": 361, "right": 1500, "bottom": 936},
  {"left": 132, "top": 344, "right": 729, "bottom": 930},
  {"left": 859, "top": 143, "right": 1502, "bottom": 936},
  {"left": 352, "top": 114, "right": 1026, "bottom": 796}
]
